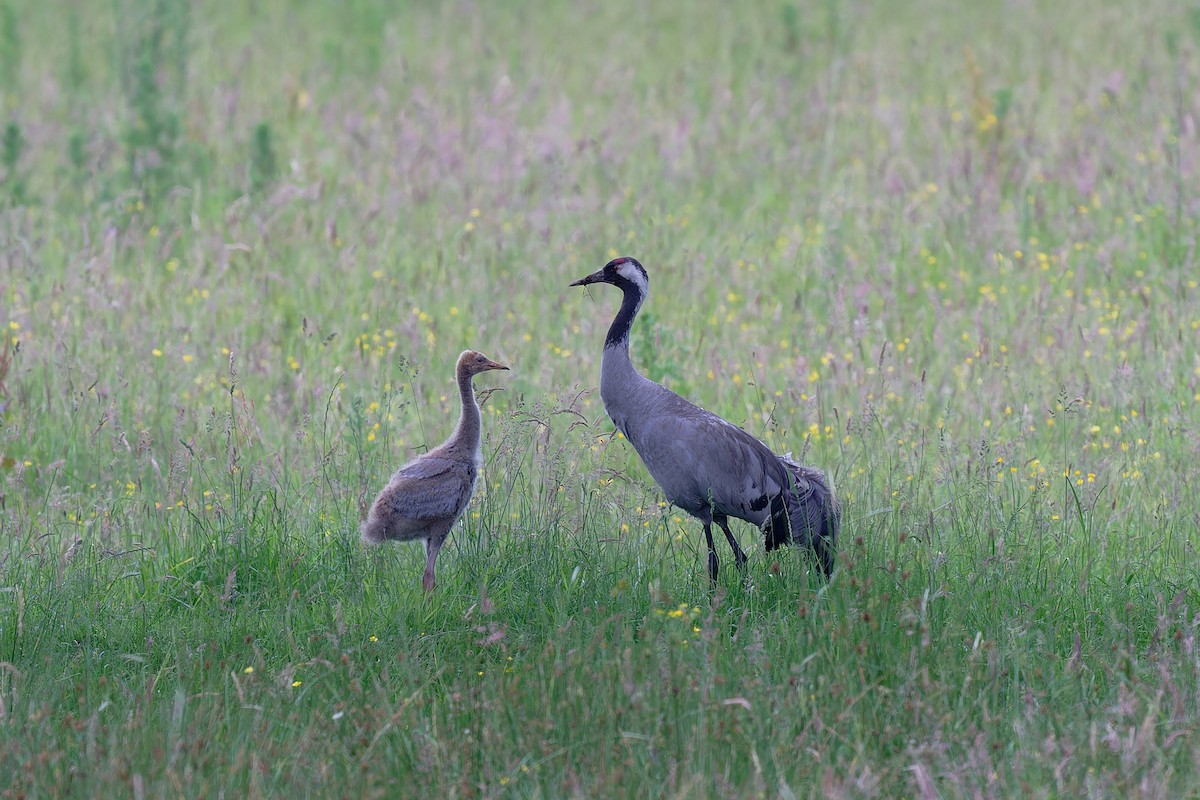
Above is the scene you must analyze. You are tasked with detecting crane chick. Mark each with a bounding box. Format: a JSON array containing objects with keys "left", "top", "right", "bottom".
[
  {"left": 361, "top": 350, "right": 509, "bottom": 593},
  {"left": 570, "top": 257, "right": 839, "bottom": 582}
]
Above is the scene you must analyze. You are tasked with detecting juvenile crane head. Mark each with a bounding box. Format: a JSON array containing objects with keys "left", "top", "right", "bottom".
[
  {"left": 569, "top": 256, "right": 649, "bottom": 296},
  {"left": 456, "top": 350, "right": 510, "bottom": 377}
]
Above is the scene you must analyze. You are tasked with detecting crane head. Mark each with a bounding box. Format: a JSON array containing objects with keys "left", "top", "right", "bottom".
[
  {"left": 569, "top": 256, "right": 649, "bottom": 295},
  {"left": 457, "top": 350, "right": 510, "bottom": 376}
]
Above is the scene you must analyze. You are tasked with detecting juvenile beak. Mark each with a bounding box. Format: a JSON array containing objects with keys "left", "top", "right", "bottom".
[
  {"left": 484, "top": 358, "right": 510, "bottom": 372},
  {"left": 569, "top": 269, "right": 605, "bottom": 287}
]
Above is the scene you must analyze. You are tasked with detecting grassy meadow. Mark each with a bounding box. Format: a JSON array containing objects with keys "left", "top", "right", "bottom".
[{"left": 2, "top": 0, "right": 1200, "bottom": 795}]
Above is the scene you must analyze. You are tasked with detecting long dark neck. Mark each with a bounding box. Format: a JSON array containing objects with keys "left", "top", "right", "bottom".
[
  {"left": 600, "top": 285, "right": 646, "bottom": 408},
  {"left": 453, "top": 368, "right": 481, "bottom": 447},
  {"left": 604, "top": 284, "right": 644, "bottom": 350}
]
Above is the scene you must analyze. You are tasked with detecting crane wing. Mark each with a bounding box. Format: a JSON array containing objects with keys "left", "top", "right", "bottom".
[
  {"left": 623, "top": 401, "right": 790, "bottom": 520},
  {"left": 380, "top": 455, "right": 477, "bottom": 523}
]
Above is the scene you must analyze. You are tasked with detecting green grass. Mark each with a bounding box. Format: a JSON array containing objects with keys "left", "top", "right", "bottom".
[{"left": 2, "top": 0, "right": 1199, "bottom": 795}]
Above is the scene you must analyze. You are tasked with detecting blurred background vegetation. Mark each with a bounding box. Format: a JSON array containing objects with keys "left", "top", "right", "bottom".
[{"left": 1, "top": 0, "right": 1199, "bottom": 795}]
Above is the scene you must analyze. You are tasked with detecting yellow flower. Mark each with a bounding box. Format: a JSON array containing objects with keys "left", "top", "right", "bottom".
[
  {"left": 243, "top": 667, "right": 254, "bottom": 674},
  {"left": 292, "top": 680, "right": 302, "bottom": 687}
]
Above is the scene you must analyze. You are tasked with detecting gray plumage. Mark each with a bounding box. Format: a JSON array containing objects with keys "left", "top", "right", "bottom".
[
  {"left": 571, "top": 256, "right": 840, "bottom": 582},
  {"left": 360, "top": 349, "right": 509, "bottom": 593}
]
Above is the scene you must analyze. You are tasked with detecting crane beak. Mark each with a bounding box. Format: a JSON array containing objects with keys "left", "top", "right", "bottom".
[
  {"left": 569, "top": 269, "right": 606, "bottom": 287},
  {"left": 483, "top": 358, "right": 510, "bottom": 372}
]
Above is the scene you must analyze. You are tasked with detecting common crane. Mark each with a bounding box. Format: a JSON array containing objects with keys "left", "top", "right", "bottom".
[
  {"left": 570, "top": 257, "right": 839, "bottom": 582},
  {"left": 361, "top": 350, "right": 509, "bottom": 592}
]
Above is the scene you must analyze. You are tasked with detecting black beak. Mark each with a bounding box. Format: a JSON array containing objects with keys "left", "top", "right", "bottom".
[{"left": 569, "top": 269, "right": 606, "bottom": 288}]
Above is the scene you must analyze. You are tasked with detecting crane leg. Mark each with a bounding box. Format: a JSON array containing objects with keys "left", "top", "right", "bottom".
[
  {"left": 715, "top": 516, "right": 748, "bottom": 571},
  {"left": 703, "top": 523, "right": 719, "bottom": 584},
  {"left": 422, "top": 536, "right": 443, "bottom": 594}
]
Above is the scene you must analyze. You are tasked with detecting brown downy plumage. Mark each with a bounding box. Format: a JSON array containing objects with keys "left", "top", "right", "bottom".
[{"left": 361, "top": 350, "right": 509, "bottom": 593}]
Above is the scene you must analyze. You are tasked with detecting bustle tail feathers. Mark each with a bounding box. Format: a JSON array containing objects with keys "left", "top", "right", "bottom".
[{"left": 764, "top": 453, "right": 840, "bottom": 576}]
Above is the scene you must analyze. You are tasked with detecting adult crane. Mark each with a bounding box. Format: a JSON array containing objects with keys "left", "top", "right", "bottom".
[{"left": 570, "top": 257, "right": 839, "bottom": 582}]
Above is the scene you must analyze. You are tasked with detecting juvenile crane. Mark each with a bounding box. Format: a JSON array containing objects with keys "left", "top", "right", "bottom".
[
  {"left": 361, "top": 350, "right": 509, "bottom": 593},
  {"left": 570, "top": 257, "right": 840, "bottom": 582}
]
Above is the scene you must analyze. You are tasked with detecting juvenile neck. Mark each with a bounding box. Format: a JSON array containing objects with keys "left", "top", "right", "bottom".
[{"left": 453, "top": 368, "right": 481, "bottom": 448}]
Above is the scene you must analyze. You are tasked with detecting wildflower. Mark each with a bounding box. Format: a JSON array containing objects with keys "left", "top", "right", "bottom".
[
  {"left": 243, "top": 667, "right": 254, "bottom": 674},
  {"left": 292, "top": 680, "right": 302, "bottom": 687}
]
